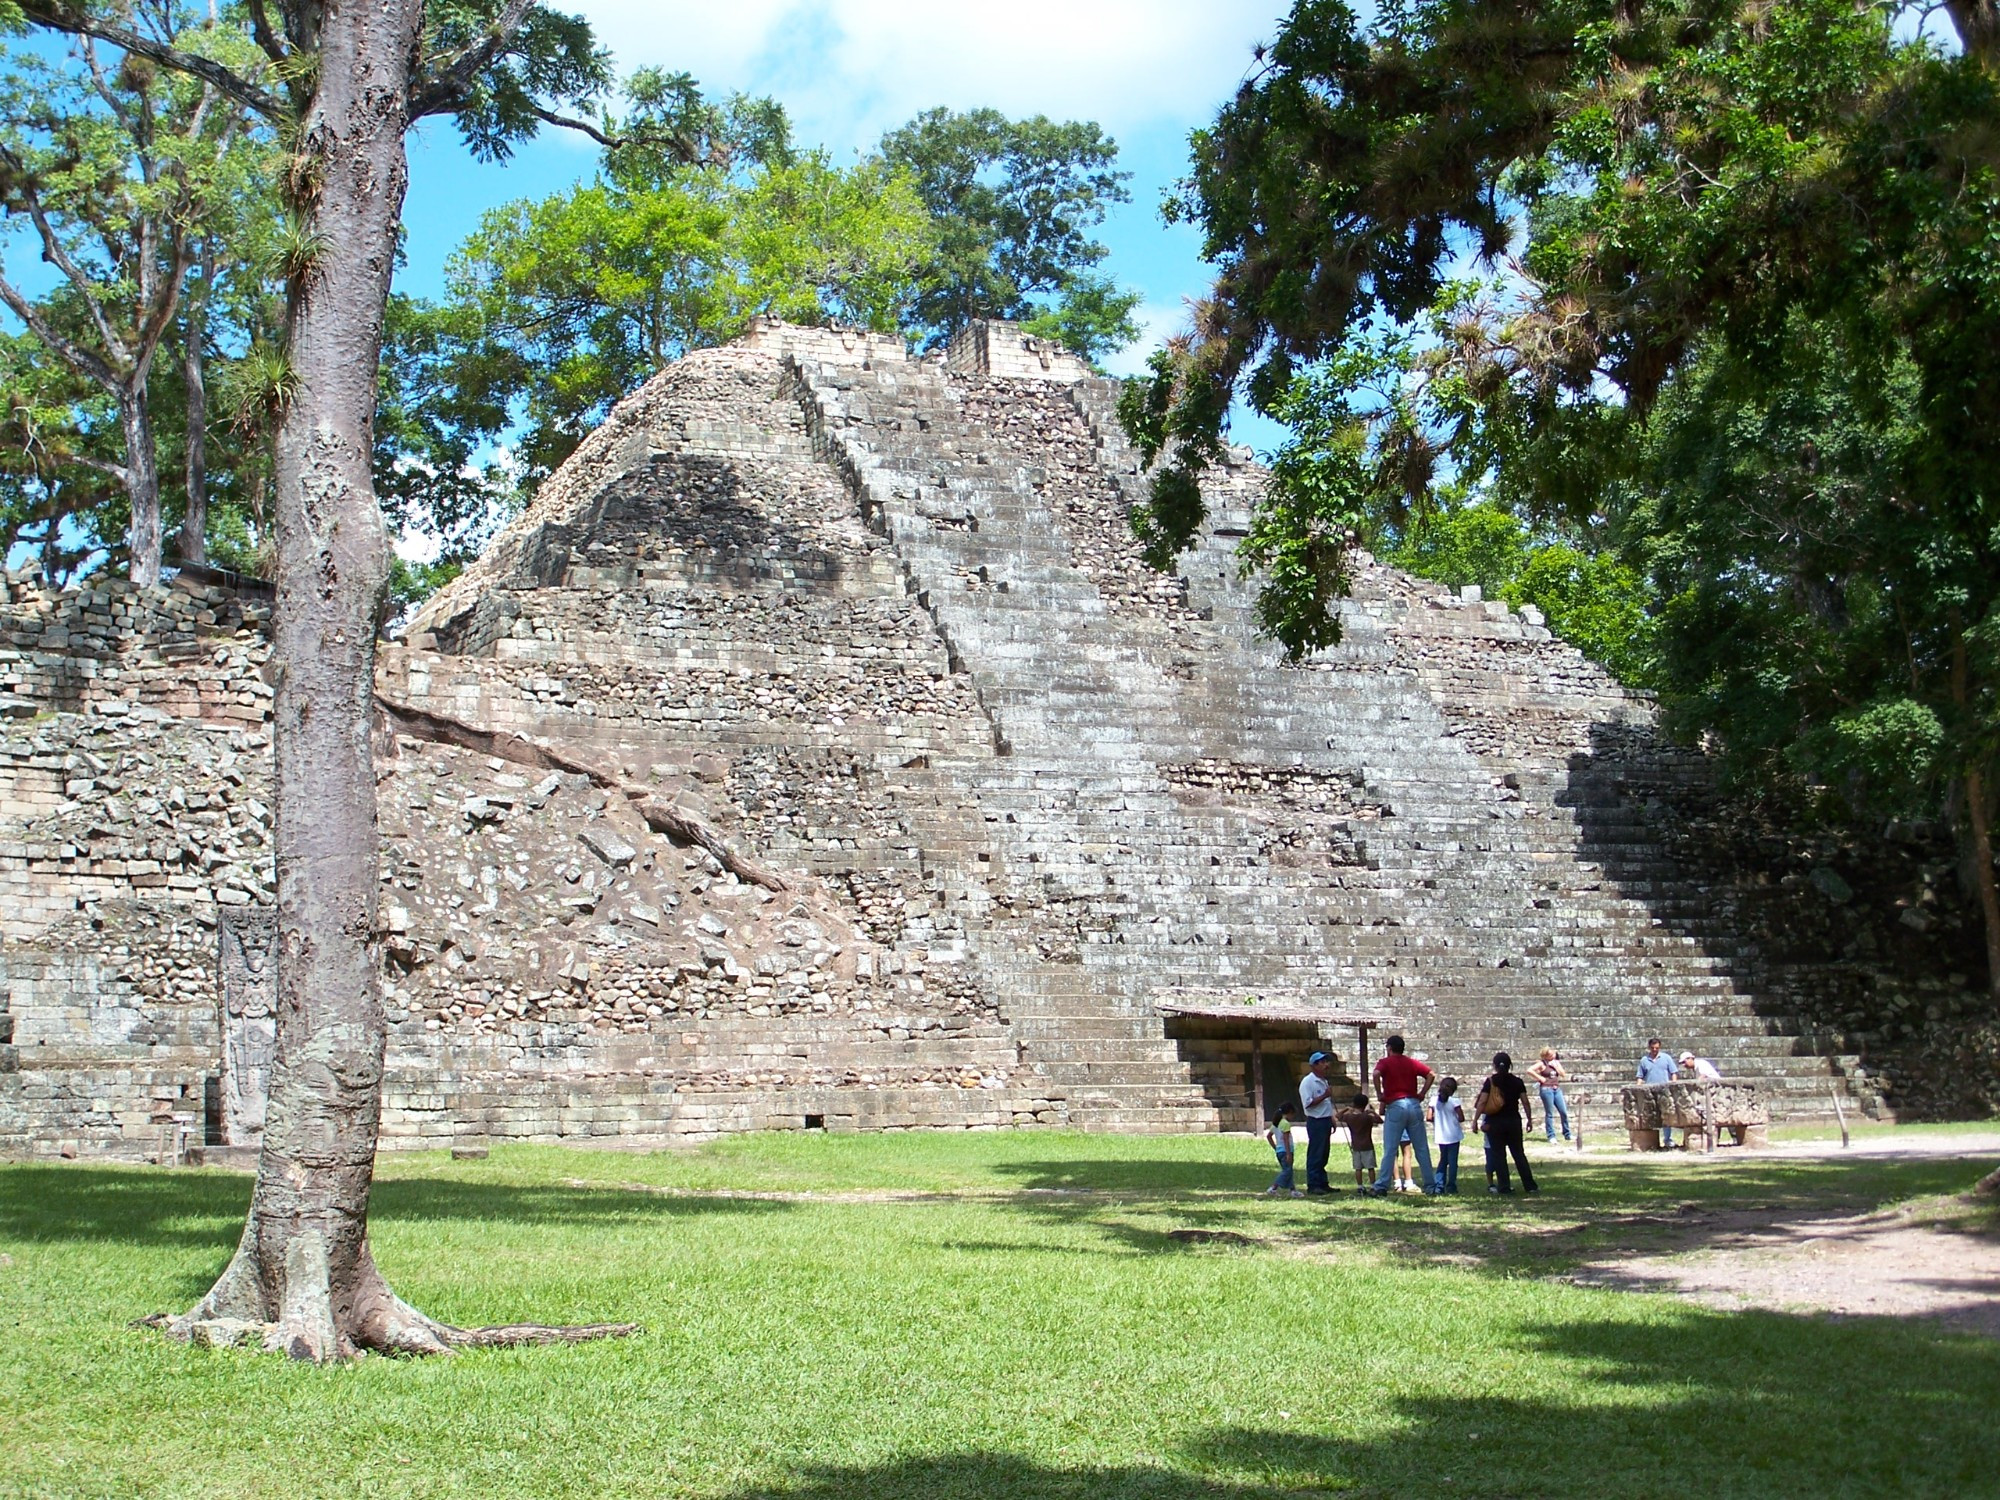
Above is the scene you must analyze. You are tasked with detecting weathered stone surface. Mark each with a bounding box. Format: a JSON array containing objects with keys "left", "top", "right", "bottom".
[
  {"left": 578, "top": 828, "right": 638, "bottom": 869},
  {"left": 0, "top": 320, "right": 1924, "bottom": 1159}
]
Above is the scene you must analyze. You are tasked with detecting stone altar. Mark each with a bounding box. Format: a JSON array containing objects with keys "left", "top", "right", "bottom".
[{"left": 1623, "top": 1080, "right": 1772, "bottom": 1150}]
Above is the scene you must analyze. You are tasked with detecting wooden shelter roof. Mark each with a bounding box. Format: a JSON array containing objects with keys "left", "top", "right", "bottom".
[{"left": 1151, "top": 996, "right": 1399, "bottom": 1028}]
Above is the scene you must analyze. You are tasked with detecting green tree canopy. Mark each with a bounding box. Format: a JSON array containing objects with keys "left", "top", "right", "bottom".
[
  {"left": 0, "top": 10, "right": 269, "bottom": 581},
  {"left": 879, "top": 106, "right": 1140, "bottom": 361},
  {"left": 1131, "top": 0, "right": 2000, "bottom": 996},
  {"left": 412, "top": 73, "right": 934, "bottom": 487}
]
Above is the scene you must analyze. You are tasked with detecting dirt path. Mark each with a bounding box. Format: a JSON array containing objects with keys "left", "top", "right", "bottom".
[{"left": 1568, "top": 1131, "right": 2000, "bottom": 1335}]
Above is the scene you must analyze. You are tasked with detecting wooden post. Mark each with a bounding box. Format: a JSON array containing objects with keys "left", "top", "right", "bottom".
[
  {"left": 1357, "top": 1023, "right": 1371, "bottom": 1080},
  {"left": 1251, "top": 1021, "right": 1265, "bottom": 1127}
]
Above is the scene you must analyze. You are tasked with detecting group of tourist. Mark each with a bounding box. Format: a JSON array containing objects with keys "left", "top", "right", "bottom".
[
  {"left": 1266, "top": 1036, "right": 1547, "bottom": 1197},
  {"left": 1263, "top": 1033, "right": 1720, "bottom": 1195}
]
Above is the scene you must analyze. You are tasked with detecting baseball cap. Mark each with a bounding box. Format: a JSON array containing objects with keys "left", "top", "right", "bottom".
[
  {"left": 1308, "top": 1051, "right": 1330, "bottom": 1065},
  {"left": 1677, "top": 1051, "right": 1695, "bottom": 1063}
]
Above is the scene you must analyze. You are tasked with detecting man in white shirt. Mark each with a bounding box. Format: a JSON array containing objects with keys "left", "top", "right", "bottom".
[
  {"left": 1679, "top": 1051, "right": 1723, "bottom": 1081},
  {"left": 1299, "top": 1051, "right": 1337, "bottom": 1194}
]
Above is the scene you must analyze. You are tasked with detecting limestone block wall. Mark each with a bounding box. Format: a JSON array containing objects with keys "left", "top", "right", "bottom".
[
  {"left": 3, "top": 319, "right": 1945, "bottom": 1158},
  {"left": 944, "top": 321, "right": 1092, "bottom": 383},
  {"left": 0, "top": 570, "right": 278, "bottom": 1158}
]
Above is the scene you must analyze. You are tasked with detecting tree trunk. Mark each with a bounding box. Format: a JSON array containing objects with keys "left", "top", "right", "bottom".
[
  {"left": 120, "top": 391, "right": 163, "bottom": 585},
  {"left": 180, "top": 255, "right": 210, "bottom": 566},
  {"left": 1969, "top": 764, "right": 2000, "bottom": 1004},
  {"left": 165, "top": 0, "right": 636, "bottom": 1365},
  {"left": 170, "top": 0, "right": 447, "bottom": 1361}
]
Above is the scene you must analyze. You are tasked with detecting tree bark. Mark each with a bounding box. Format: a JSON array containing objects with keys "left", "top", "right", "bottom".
[
  {"left": 180, "top": 248, "right": 211, "bottom": 566},
  {"left": 169, "top": 0, "right": 418, "bottom": 1362},
  {"left": 120, "top": 390, "right": 163, "bottom": 585},
  {"left": 1947, "top": 1, "right": 2000, "bottom": 71},
  {"left": 165, "top": 0, "right": 635, "bottom": 1365}
]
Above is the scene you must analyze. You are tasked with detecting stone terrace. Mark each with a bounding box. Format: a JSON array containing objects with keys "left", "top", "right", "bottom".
[{"left": 0, "top": 321, "right": 1877, "bottom": 1160}]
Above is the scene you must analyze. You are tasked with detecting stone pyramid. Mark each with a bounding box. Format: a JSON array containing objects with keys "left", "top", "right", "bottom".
[{"left": 0, "top": 321, "right": 1868, "bottom": 1160}]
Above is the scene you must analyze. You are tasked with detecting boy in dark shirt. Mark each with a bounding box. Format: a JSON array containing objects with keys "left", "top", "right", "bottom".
[{"left": 1335, "top": 1094, "right": 1383, "bottom": 1191}]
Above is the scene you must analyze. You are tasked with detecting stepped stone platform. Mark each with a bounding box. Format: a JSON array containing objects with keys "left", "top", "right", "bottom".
[{"left": 0, "top": 320, "right": 1884, "bottom": 1161}]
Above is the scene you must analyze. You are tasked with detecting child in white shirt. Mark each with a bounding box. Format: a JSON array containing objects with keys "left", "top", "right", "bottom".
[{"left": 1428, "top": 1077, "right": 1466, "bottom": 1194}]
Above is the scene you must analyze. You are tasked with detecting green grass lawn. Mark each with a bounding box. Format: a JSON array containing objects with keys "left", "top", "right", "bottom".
[{"left": 4, "top": 1131, "right": 1999, "bottom": 1500}]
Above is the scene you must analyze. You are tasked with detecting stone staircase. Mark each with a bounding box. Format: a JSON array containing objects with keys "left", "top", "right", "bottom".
[
  {"left": 0, "top": 325, "right": 1874, "bottom": 1162},
  {"left": 788, "top": 350, "right": 1859, "bottom": 1125}
]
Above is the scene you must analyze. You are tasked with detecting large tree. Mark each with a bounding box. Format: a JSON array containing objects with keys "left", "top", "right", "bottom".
[
  {"left": 1129, "top": 0, "right": 2000, "bottom": 1000},
  {"left": 426, "top": 72, "right": 934, "bottom": 486},
  {"left": 0, "top": 11, "right": 259, "bottom": 582},
  {"left": 879, "top": 106, "right": 1141, "bottom": 359},
  {"left": 18, "top": 0, "right": 632, "bottom": 1360}
]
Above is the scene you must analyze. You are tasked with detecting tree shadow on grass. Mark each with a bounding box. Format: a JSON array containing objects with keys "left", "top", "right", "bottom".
[
  {"left": 975, "top": 1151, "right": 2000, "bottom": 1276},
  {"left": 1188, "top": 1303, "right": 2000, "bottom": 1499},
  {"left": 701, "top": 1305, "right": 2000, "bottom": 1500},
  {"left": 0, "top": 1164, "right": 789, "bottom": 1250},
  {"left": 991, "top": 1158, "right": 1272, "bottom": 1195}
]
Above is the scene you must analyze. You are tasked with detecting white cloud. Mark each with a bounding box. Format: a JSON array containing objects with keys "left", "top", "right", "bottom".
[
  {"left": 1100, "top": 299, "right": 1187, "bottom": 379},
  {"left": 577, "top": 1, "right": 1287, "bottom": 148}
]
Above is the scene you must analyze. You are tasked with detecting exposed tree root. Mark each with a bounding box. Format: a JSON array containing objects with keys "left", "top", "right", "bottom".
[
  {"left": 157, "top": 1217, "right": 640, "bottom": 1362},
  {"left": 630, "top": 795, "right": 787, "bottom": 890},
  {"left": 440, "top": 1321, "right": 643, "bottom": 1349},
  {"left": 373, "top": 691, "right": 791, "bottom": 891}
]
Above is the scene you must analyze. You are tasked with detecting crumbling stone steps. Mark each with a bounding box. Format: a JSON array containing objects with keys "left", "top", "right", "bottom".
[{"left": 776, "top": 350, "right": 1851, "bottom": 1125}]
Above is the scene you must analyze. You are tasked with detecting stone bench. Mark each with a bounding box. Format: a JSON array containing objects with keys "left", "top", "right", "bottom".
[{"left": 1622, "top": 1080, "right": 1770, "bottom": 1151}]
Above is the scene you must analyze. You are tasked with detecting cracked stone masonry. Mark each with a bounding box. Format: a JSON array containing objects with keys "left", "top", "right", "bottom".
[{"left": 0, "top": 319, "right": 1927, "bottom": 1161}]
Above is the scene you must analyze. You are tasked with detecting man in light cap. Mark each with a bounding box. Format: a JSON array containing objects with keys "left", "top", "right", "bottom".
[
  {"left": 1679, "top": 1050, "right": 1722, "bottom": 1082},
  {"left": 1299, "top": 1051, "right": 1338, "bottom": 1194}
]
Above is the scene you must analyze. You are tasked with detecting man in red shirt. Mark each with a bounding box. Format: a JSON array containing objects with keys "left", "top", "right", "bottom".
[{"left": 1368, "top": 1034, "right": 1437, "bottom": 1196}]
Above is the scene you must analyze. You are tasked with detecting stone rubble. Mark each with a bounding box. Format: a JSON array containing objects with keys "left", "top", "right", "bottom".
[{"left": 0, "top": 319, "right": 1940, "bottom": 1160}]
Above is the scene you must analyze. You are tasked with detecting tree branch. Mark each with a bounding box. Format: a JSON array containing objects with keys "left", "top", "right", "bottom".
[
  {"left": 18, "top": 4, "right": 284, "bottom": 120},
  {"left": 64, "top": 449, "right": 134, "bottom": 483},
  {"left": 406, "top": 0, "right": 536, "bottom": 120},
  {"left": 526, "top": 103, "right": 619, "bottom": 149},
  {"left": 244, "top": 0, "right": 288, "bottom": 66},
  {"left": 78, "top": 35, "right": 142, "bottom": 139},
  {"left": 526, "top": 105, "right": 721, "bottom": 162},
  {"left": 0, "top": 202, "right": 125, "bottom": 388},
  {"left": 25, "top": 192, "right": 128, "bottom": 363}
]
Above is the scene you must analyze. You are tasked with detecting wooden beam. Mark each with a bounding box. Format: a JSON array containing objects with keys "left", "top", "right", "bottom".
[{"left": 1251, "top": 1020, "right": 1265, "bottom": 1126}]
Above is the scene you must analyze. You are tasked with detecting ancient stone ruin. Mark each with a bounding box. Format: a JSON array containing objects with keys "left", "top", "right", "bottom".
[{"left": 0, "top": 320, "right": 1892, "bottom": 1161}]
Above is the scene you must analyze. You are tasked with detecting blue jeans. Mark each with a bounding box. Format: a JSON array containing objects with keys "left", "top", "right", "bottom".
[
  {"left": 1435, "top": 1140, "right": 1460, "bottom": 1193},
  {"left": 1374, "top": 1098, "right": 1435, "bottom": 1193},
  {"left": 1304, "top": 1116, "right": 1334, "bottom": 1192},
  {"left": 1540, "top": 1086, "right": 1570, "bottom": 1141},
  {"left": 1270, "top": 1153, "right": 1295, "bottom": 1191}
]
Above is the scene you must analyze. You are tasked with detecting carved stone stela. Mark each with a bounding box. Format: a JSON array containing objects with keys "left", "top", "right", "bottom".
[{"left": 218, "top": 906, "right": 278, "bottom": 1146}]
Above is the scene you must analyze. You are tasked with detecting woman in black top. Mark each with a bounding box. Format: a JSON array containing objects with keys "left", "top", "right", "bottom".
[{"left": 1479, "top": 1052, "right": 1538, "bottom": 1194}]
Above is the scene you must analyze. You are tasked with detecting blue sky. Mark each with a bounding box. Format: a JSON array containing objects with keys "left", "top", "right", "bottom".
[{"left": 400, "top": 0, "right": 1295, "bottom": 447}]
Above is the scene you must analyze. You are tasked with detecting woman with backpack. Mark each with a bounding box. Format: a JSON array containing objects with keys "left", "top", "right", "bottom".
[{"left": 1475, "top": 1052, "right": 1538, "bottom": 1195}]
